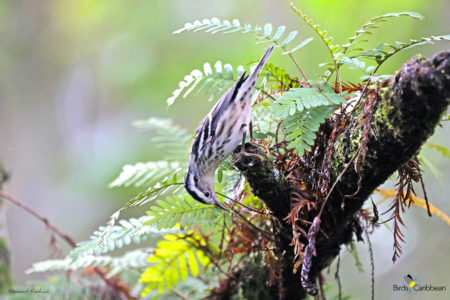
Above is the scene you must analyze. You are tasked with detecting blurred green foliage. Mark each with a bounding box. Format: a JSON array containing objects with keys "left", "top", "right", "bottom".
[{"left": 0, "top": 1, "right": 449, "bottom": 299}]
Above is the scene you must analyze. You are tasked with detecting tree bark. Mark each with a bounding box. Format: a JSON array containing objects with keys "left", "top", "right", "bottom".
[{"left": 229, "top": 51, "right": 450, "bottom": 299}]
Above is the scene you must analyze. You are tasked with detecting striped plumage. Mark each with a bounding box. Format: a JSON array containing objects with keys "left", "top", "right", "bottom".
[{"left": 185, "top": 46, "right": 274, "bottom": 209}]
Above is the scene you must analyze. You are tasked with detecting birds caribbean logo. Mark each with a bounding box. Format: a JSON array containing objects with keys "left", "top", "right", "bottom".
[
  {"left": 403, "top": 274, "right": 421, "bottom": 294},
  {"left": 404, "top": 274, "right": 416, "bottom": 288}
]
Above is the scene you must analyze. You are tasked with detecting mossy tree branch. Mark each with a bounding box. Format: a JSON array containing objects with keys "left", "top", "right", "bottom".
[{"left": 229, "top": 51, "right": 450, "bottom": 298}]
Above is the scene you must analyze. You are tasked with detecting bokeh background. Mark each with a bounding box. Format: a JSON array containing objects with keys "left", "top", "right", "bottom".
[{"left": 0, "top": 0, "right": 449, "bottom": 299}]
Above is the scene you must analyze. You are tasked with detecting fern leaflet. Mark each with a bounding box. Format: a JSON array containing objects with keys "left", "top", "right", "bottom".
[
  {"left": 424, "top": 142, "right": 450, "bottom": 159},
  {"left": 173, "top": 18, "right": 312, "bottom": 56},
  {"left": 27, "top": 248, "right": 153, "bottom": 276},
  {"left": 100, "top": 179, "right": 184, "bottom": 250},
  {"left": 139, "top": 232, "right": 210, "bottom": 296},
  {"left": 283, "top": 105, "right": 337, "bottom": 154},
  {"left": 145, "top": 195, "right": 225, "bottom": 230},
  {"left": 69, "top": 216, "right": 179, "bottom": 259},
  {"left": 352, "top": 35, "right": 450, "bottom": 65},
  {"left": 109, "top": 161, "right": 183, "bottom": 188},
  {"left": 133, "top": 117, "right": 190, "bottom": 161},
  {"left": 290, "top": 3, "right": 342, "bottom": 88},
  {"left": 272, "top": 87, "right": 346, "bottom": 119},
  {"left": 343, "top": 12, "right": 424, "bottom": 54},
  {"left": 167, "top": 61, "right": 245, "bottom": 106}
]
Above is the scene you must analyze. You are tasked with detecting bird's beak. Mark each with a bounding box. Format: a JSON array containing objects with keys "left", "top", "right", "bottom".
[
  {"left": 215, "top": 199, "right": 229, "bottom": 211},
  {"left": 212, "top": 194, "right": 229, "bottom": 211}
]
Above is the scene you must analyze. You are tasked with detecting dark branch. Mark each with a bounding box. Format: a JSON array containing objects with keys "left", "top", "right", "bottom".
[
  {"left": 230, "top": 51, "right": 450, "bottom": 298},
  {"left": 232, "top": 143, "right": 291, "bottom": 221},
  {"left": 0, "top": 190, "right": 136, "bottom": 300}
]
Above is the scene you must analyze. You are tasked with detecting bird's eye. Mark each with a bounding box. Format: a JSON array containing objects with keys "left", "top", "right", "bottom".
[{"left": 204, "top": 191, "right": 210, "bottom": 197}]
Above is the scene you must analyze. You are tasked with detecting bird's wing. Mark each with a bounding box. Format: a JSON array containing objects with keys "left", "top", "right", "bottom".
[
  {"left": 190, "top": 71, "right": 246, "bottom": 161},
  {"left": 210, "top": 45, "right": 275, "bottom": 136},
  {"left": 209, "top": 70, "right": 248, "bottom": 136},
  {"left": 190, "top": 46, "right": 274, "bottom": 163}
]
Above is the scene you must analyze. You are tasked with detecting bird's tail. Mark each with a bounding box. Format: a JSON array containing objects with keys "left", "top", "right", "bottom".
[{"left": 247, "top": 45, "right": 275, "bottom": 83}]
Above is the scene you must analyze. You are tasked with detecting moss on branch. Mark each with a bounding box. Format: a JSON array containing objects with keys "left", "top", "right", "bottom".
[
  {"left": 228, "top": 51, "right": 450, "bottom": 299},
  {"left": 232, "top": 143, "right": 291, "bottom": 221}
]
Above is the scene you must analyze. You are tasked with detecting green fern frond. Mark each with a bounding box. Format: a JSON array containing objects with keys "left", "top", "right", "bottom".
[
  {"left": 109, "top": 161, "right": 183, "bottom": 188},
  {"left": 360, "top": 74, "right": 394, "bottom": 83},
  {"left": 167, "top": 61, "right": 245, "bottom": 106},
  {"left": 251, "top": 101, "right": 278, "bottom": 141},
  {"left": 102, "top": 170, "right": 185, "bottom": 250},
  {"left": 343, "top": 12, "right": 424, "bottom": 54},
  {"left": 290, "top": 4, "right": 338, "bottom": 55},
  {"left": 283, "top": 105, "right": 337, "bottom": 154},
  {"left": 122, "top": 177, "right": 185, "bottom": 210},
  {"left": 418, "top": 155, "right": 442, "bottom": 179},
  {"left": 290, "top": 3, "right": 342, "bottom": 88},
  {"left": 166, "top": 58, "right": 280, "bottom": 107},
  {"left": 26, "top": 258, "right": 72, "bottom": 274},
  {"left": 337, "top": 57, "right": 376, "bottom": 75},
  {"left": 133, "top": 117, "right": 190, "bottom": 161},
  {"left": 139, "top": 232, "right": 210, "bottom": 296},
  {"left": 424, "top": 142, "right": 450, "bottom": 159},
  {"left": 352, "top": 35, "right": 450, "bottom": 65},
  {"left": 69, "top": 216, "right": 179, "bottom": 259},
  {"left": 27, "top": 248, "right": 152, "bottom": 276},
  {"left": 173, "top": 17, "right": 312, "bottom": 55},
  {"left": 145, "top": 195, "right": 224, "bottom": 230},
  {"left": 264, "top": 62, "right": 300, "bottom": 89},
  {"left": 272, "top": 87, "right": 346, "bottom": 120},
  {"left": 108, "top": 177, "right": 183, "bottom": 224}
]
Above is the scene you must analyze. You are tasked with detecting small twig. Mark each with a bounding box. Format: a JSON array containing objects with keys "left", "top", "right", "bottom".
[
  {"left": 418, "top": 171, "right": 432, "bottom": 217},
  {"left": 347, "top": 64, "right": 381, "bottom": 118},
  {"left": 94, "top": 268, "right": 135, "bottom": 300},
  {"left": 217, "top": 191, "right": 274, "bottom": 242},
  {"left": 171, "top": 287, "right": 190, "bottom": 300},
  {"left": 288, "top": 53, "right": 308, "bottom": 81},
  {"left": 253, "top": 28, "right": 308, "bottom": 82},
  {"left": 300, "top": 148, "right": 360, "bottom": 295},
  {"left": 335, "top": 255, "right": 342, "bottom": 300},
  {"left": 219, "top": 217, "right": 226, "bottom": 254},
  {"left": 0, "top": 191, "right": 76, "bottom": 247},
  {"left": 318, "top": 147, "right": 362, "bottom": 219},
  {"left": 364, "top": 227, "right": 375, "bottom": 300},
  {"left": 0, "top": 191, "right": 135, "bottom": 300},
  {"left": 210, "top": 255, "right": 236, "bottom": 279},
  {"left": 217, "top": 192, "right": 261, "bottom": 213},
  {"left": 318, "top": 273, "right": 326, "bottom": 300},
  {"left": 259, "top": 89, "right": 277, "bottom": 101},
  {"left": 274, "top": 120, "right": 283, "bottom": 152},
  {"left": 371, "top": 198, "right": 379, "bottom": 223},
  {"left": 233, "top": 210, "right": 274, "bottom": 242}
]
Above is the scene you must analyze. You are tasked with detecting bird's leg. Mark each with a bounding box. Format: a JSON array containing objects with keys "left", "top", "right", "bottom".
[
  {"left": 248, "top": 121, "right": 267, "bottom": 149},
  {"left": 239, "top": 131, "right": 263, "bottom": 160},
  {"left": 240, "top": 132, "right": 247, "bottom": 154}
]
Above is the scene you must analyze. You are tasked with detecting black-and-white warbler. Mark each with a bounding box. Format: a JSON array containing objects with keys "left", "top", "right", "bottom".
[{"left": 184, "top": 46, "right": 274, "bottom": 210}]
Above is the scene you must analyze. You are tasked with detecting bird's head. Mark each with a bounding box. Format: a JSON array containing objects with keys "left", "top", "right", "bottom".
[{"left": 184, "top": 165, "right": 227, "bottom": 210}]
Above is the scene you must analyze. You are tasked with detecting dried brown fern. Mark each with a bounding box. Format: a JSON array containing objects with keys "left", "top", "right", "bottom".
[{"left": 385, "top": 157, "right": 431, "bottom": 262}]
